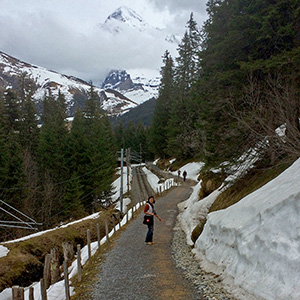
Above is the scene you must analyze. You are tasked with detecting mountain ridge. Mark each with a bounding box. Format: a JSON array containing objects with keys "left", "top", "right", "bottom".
[{"left": 0, "top": 50, "right": 137, "bottom": 116}]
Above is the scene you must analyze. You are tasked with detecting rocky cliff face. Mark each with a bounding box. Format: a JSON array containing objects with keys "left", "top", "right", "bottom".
[{"left": 101, "top": 69, "right": 159, "bottom": 105}]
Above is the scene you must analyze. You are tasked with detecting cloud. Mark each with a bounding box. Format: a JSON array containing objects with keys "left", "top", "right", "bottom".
[
  {"left": 150, "top": 0, "right": 207, "bottom": 14},
  {"left": 0, "top": 0, "right": 207, "bottom": 84}
]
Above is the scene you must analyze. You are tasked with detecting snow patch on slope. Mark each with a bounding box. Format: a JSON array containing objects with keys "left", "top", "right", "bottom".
[{"left": 193, "top": 158, "right": 300, "bottom": 300}]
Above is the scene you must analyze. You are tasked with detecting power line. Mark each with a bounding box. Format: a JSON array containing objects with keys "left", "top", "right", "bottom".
[{"left": 0, "top": 157, "right": 115, "bottom": 192}]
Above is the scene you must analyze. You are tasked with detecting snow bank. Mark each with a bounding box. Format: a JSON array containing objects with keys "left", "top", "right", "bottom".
[
  {"left": 0, "top": 245, "right": 9, "bottom": 258},
  {"left": 194, "top": 158, "right": 300, "bottom": 300},
  {"left": 142, "top": 166, "right": 177, "bottom": 194},
  {"left": 114, "top": 197, "right": 131, "bottom": 214},
  {"left": 111, "top": 167, "right": 132, "bottom": 203},
  {"left": 142, "top": 166, "right": 160, "bottom": 191},
  {"left": 177, "top": 182, "right": 222, "bottom": 245}
]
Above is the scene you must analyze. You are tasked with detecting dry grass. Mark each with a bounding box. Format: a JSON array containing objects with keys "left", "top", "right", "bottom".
[{"left": 209, "top": 162, "right": 290, "bottom": 213}]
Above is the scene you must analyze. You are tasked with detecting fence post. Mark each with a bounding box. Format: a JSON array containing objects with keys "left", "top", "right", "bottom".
[
  {"left": 40, "top": 279, "right": 47, "bottom": 300},
  {"left": 119, "top": 214, "right": 122, "bottom": 229},
  {"left": 87, "top": 229, "right": 91, "bottom": 260},
  {"left": 12, "top": 286, "right": 24, "bottom": 300},
  {"left": 105, "top": 220, "right": 110, "bottom": 243},
  {"left": 43, "top": 254, "right": 51, "bottom": 289},
  {"left": 64, "top": 261, "right": 70, "bottom": 300},
  {"left": 50, "top": 248, "right": 60, "bottom": 285},
  {"left": 62, "top": 241, "right": 74, "bottom": 263},
  {"left": 29, "top": 286, "right": 34, "bottom": 300},
  {"left": 97, "top": 223, "right": 101, "bottom": 249},
  {"left": 77, "top": 244, "right": 82, "bottom": 282}
]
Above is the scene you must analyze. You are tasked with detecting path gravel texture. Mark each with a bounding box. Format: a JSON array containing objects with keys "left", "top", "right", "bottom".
[{"left": 91, "top": 182, "right": 202, "bottom": 300}]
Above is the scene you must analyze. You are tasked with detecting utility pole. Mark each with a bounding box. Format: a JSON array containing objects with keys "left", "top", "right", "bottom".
[
  {"left": 120, "top": 148, "right": 124, "bottom": 215},
  {"left": 126, "top": 147, "right": 131, "bottom": 194},
  {"left": 139, "top": 144, "right": 142, "bottom": 165}
]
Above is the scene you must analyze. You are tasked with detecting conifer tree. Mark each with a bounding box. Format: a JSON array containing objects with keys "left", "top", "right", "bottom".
[
  {"left": 175, "top": 13, "right": 201, "bottom": 99},
  {"left": 150, "top": 50, "right": 174, "bottom": 156},
  {"left": 18, "top": 73, "right": 39, "bottom": 153},
  {"left": 66, "top": 109, "right": 89, "bottom": 209},
  {"left": 3, "top": 89, "right": 20, "bottom": 132},
  {"left": 63, "top": 172, "right": 85, "bottom": 218},
  {"left": 68, "top": 84, "right": 116, "bottom": 211},
  {"left": 0, "top": 94, "right": 8, "bottom": 192},
  {"left": 164, "top": 14, "right": 201, "bottom": 159},
  {"left": 0, "top": 90, "right": 25, "bottom": 205},
  {"left": 114, "top": 121, "right": 126, "bottom": 150},
  {"left": 38, "top": 91, "right": 68, "bottom": 181},
  {"left": 37, "top": 91, "right": 69, "bottom": 223}
]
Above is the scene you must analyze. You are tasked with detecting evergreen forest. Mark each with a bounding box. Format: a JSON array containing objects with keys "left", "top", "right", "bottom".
[
  {"left": 1, "top": 0, "right": 300, "bottom": 240},
  {"left": 150, "top": 0, "right": 300, "bottom": 166}
]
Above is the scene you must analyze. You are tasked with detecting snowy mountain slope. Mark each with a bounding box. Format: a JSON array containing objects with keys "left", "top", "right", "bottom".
[
  {"left": 101, "top": 6, "right": 150, "bottom": 33},
  {"left": 0, "top": 51, "right": 137, "bottom": 116},
  {"left": 102, "top": 69, "right": 160, "bottom": 105},
  {"left": 100, "top": 5, "right": 180, "bottom": 45}
]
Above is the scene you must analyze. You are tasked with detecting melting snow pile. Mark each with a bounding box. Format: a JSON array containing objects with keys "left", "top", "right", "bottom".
[
  {"left": 0, "top": 245, "right": 9, "bottom": 258},
  {"left": 193, "top": 158, "right": 300, "bottom": 300}
]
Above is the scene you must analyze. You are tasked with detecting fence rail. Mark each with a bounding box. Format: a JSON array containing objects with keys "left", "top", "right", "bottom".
[{"left": 11, "top": 201, "right": 145, "bottom": 300}]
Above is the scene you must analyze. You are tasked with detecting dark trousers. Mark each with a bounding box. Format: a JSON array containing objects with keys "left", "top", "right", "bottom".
[{"left": 145, "top": 223, "right": 154, "bottom": 243}]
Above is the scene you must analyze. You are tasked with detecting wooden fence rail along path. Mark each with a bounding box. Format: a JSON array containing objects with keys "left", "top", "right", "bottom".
[{"left": 11, "top": 202, "right": 145, "bottom": 300}]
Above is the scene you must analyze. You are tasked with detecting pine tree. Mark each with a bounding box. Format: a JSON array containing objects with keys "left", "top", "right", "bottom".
[
  {"left": 114, "top": 121, "right": 126, "bottom": 150},
  {"left": 0, "top": 94, "right": 8, "bottom": 192},
  {"left": 37, "top": 91, "right": 69, "bottom": 223},
  {"left": 68, "top": 84, "right": 116, "bottom": 212},
  {"left": 162, "top": 14, "right": 202, "bottom": 159},
  {"left": 38, "top": 91, "right": 68, "bottom": 181},
  {"left": 0, "top": 90, "right": 26, "bottom": 205},
  {"left": 3, "top": 89, "right": 20, "bottom": 132},
  {"left": 175, "top": 13, "right": 201, "bottom": 99},
  {"left": 66, "top": 109, "right": 89, "bottom": 209},
  {"left": 18, "top": 73, "right": 39, "bottom": 153},
  {"left": 150, "top": 50, "right": 174, "bottom": 156}
]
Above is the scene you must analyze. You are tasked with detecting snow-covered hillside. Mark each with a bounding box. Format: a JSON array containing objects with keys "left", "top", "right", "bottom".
[
  {"left": 176, "top": 157, "right": 300, "bottom": 299},
  {"left": 101, "top": 6, "right": 150, "bottom": 33},
  {"left": 0, "top": 51, "right": 137, "bottom": 116},
  {"left": 124, "top": 69, "right": 160, "bottom": 104},
  {"left": 102, "top": 68, "right": 160, "bottom": 105}
]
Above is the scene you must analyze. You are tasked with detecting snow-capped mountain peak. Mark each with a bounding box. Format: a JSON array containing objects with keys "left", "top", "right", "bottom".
[
  {"left": 102, "top": 6, "right": 149, "bottom": 33},
  {"left": 102, "top": 69, "right": 160, "bottom": 105}
]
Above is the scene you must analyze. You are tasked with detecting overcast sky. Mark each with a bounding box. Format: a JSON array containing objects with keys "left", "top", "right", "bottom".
[{"left": 0, "top": 0, "right": 208, "bottom": 85}]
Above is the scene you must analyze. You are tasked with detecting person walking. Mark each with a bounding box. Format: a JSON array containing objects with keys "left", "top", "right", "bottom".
[
  {"left": 144, "top": 196, "right": 161, "bottom": 245},
  {"left": 177, "top": 170, "right": 181, "bottom": 178},
  {"left": 183, "top": 170, "right": 187, "bottom": 181}
]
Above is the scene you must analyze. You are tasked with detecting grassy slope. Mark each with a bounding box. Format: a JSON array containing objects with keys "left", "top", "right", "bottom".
[{"left": 209, "top": 161, "right": 291, "bottom": 213}]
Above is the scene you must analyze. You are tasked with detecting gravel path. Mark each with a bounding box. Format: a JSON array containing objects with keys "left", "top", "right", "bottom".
[{"left": 91, "top": 183, "right": 202, "bottom": 300}]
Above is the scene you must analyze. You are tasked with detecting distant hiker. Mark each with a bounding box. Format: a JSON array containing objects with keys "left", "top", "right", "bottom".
[
  {"left": 143, "top": 196, "right": 161, "bottom": 245},
  {"left": 177, "top": 170, "right": 181, "bottom": 178},
  {"left": 183, "top": 170, "right": 187, "bottom": 181}
]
